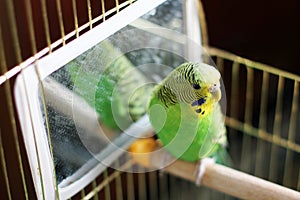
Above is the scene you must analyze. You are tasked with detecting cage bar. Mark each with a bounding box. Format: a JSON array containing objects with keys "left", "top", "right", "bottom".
[
  {"left": 268, "top": 75, "right": 284, "bottom": 182},
  {"left": 255, "top": 70, "right": 269, "bottom": 178},
  {"left": 55, "top": 0, "right": 66, "bottom": 46},
  {"left": 283, "top": 81, "right": 299, "bottom": 187},
  {"left": 240, "top": 66, "right": 254, "bottom": 173},
  {"left": 87, "top": 0, "right": 93, "bottom": 30},
  {"left": 0, "top": 129, "right": 12, "bottom": 200},
  {"left": 0, "top": 16, "right": 29, "bottom": 199}
]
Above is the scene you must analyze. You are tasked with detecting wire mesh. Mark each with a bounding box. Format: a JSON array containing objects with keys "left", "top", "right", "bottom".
[
  {"left": 0, "top": 0, "right": 299, "bottom": 199},
  {"left": 0, "top": 1, "right": 138, "bottom": 199},
  {"left": 207, "top": 47, "right": 300, "bottom": 191}
]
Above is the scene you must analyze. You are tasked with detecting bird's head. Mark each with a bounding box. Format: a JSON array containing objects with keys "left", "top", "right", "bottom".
[{"left": 158, "top": 62, "right": 222, "bottom": 116}]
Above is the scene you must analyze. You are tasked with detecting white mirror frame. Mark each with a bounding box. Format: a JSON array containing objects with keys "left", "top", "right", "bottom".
[{"left": 14, "top": 0, "right": 203, "bottom": 199}]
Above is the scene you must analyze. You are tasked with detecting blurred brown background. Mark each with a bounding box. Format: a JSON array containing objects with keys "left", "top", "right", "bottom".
[{"left": 202, "top": 0, "right": 300, "bottom": 75}]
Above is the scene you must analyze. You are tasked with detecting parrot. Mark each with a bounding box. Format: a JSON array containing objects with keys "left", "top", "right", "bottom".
[
  {"left": 147, "top": 62, "right": 229, "bottom": 168},
  {"left": 67, "top": 40, "right": 153, "bottom": 132},
  {"left": 67, "top": 41, "right": 230, "bottom": 182}
]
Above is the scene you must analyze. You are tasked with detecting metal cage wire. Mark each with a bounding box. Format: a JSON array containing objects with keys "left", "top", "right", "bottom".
[{"left": 0, "top": 0, "right": 299, "bottom": 199}]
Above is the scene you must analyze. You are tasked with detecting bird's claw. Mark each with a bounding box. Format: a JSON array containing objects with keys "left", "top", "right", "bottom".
[{"left": 194, "top": 157, "right": 215, "bottom": 186}]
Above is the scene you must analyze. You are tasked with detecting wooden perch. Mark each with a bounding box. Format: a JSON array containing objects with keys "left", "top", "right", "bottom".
[{"left": 129, "top": 138, "right": 300, "bottom": 200}]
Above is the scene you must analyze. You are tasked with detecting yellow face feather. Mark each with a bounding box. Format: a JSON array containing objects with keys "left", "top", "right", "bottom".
[{"left": 156, "top": 62, "right": 221, "bottom": 118}]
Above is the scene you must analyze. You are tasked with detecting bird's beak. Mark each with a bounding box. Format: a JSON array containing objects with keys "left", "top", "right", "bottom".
[{"left": 209, "top": 83, "right": 221, "bottom": 101}]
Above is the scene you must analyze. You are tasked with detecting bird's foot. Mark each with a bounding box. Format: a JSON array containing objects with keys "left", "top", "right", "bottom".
[{"left": 194, "top": 157, "right": 215, "bottom": 185}]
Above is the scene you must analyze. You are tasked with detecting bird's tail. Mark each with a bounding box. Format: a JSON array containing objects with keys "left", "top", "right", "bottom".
[{"left": 211, "top": 144, "right": 233, "bottom": 167}]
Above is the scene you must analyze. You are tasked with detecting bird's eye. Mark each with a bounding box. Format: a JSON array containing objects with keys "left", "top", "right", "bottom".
[{"left": 192, "top": 83, "right": 201, "bottom": 90}]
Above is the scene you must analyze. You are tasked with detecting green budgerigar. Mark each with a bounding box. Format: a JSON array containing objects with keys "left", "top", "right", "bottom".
[{"left": 148, "top": 62, "right": 229, "bottom": 167}]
